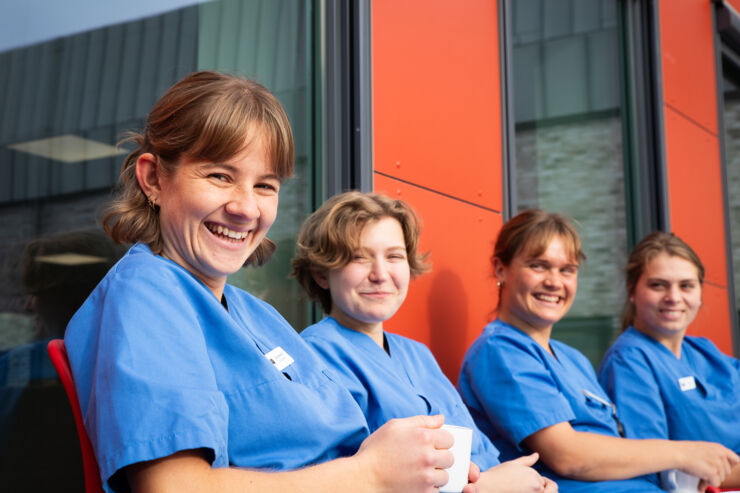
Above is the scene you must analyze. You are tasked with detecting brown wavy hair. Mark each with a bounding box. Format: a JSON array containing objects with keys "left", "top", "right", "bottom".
[
  {"left": 621, "top": 231, "right": 704, "bottom": 330},
  {"left": 493, "top": 209, "right": 586, "bottom": 308},
  {"left": 102, "top": 71, "right": 294, "bottom": 266},
  {"left": 291, "top": 191, "right": 429, "bottom": 313}
]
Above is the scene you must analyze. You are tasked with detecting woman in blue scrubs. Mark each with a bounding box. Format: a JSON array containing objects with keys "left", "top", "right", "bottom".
[
  {"left": 64, "top": 72, "right": 468, "bottom": 493},
  {"left": 457, "top": 209, "right": 739, "bottom": 493},
  {"left": 598, "top": 231, "right": 740, "bottom": 488},
  {"left": 291, "top": 191, "right": 556, "bottom": 493}
]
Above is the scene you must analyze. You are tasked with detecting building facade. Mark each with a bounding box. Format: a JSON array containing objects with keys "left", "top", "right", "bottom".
[{"left": 1, "top": 0, "right": 739, "bottom": 490}]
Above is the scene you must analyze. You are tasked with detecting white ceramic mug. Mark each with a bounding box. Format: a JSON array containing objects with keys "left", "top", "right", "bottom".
[
  {"left": 439, "top": 424, "right": 473, "bottom": 493},
  {"left": 659, "top": 469, "right": 700, "bottom": 493}
]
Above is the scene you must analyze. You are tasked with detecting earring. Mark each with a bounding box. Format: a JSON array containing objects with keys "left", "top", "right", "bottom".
[
  {"left": 497, "top": 281, "right": 502, "bottom": 288},
  {"left": 147, "top": 196, "right": 157, "bottom": 209}
]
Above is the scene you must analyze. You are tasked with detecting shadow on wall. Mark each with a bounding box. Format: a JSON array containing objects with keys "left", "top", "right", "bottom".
[{"left": 428, "top": 269, "right": 469, "bottom": 383}]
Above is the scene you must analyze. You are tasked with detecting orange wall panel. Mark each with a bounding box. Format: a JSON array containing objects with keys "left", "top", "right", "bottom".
[
  {"left": 375, "top": 174, "right": 501, "bottom": 382},
  {"left": 659, "top": 0, "right": 734, "bottom": 353},
  {"left": 690, "top": 282, "right": 733, "bottom": 352},
  {"left": 372, "top": 0, "right": 502, "bottom": 211},
  {"left": 664, "top": 108, "right": 731, "bottom": 351},
  {"left": 727, "top": 0, "right": 740, "bottom": 14},
  {"left": 664, "top": 109, "right": 727, "bottom": 287},
  {"left": 659, "top": 0, "right": 718, "bottom": 133},
  {"left": 372, "top": 0, "right": 503, "bottom": 379}
]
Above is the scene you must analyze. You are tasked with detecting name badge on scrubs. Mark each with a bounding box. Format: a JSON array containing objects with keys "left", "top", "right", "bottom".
[
  {"left": 265, "top": 346, "right": 294, "bottom": 372},
  {"left": 678, "top": 376, "right": 696, "bottom": 392}
]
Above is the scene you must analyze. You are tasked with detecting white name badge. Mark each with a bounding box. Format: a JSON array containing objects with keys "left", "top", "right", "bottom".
[
  {"left": 679, "top": 376, "right": 696, "bottom": 392},
  {"left": 265, "top": 346, "right": 295, "bottom": 372}
]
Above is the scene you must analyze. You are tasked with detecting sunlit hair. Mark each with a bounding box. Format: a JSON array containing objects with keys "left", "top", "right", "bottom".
[
  {"left": 493, "top": 209, "right": 585, "bottom": 308},
  {"left": 102, "top": 70, "right": 294, "bottom": 266},
  {"left": 291, "top": 191, "right": 429, "bottom": 313},
  {"left": 621, "top": 231, "right": 704, "bottom": 330}
]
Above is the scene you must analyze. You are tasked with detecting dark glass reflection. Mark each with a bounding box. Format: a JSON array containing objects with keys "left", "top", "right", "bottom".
[
  {"left": 0, "top": 1, "right": 315, "bottom": 490},
  {"left": 511, "top": 0, "right": 627, "bottom": 366}
]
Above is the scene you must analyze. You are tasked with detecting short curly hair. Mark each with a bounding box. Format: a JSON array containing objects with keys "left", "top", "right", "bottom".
[{"left": 291, "top": 191, "right": 429, "bottom": 313}]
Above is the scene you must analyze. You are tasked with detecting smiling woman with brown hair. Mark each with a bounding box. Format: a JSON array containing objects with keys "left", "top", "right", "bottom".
[
  {"left": 599, "top": 231, "right": 740, "bottom": 489},
  {"left": 457, "top": 209, "right": 739, "bottom": 493},
  {"left": 64, "top": 71, "right": 466, "bottom": 493}
]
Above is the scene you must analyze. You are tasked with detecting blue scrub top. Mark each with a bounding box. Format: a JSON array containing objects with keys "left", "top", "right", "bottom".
[
  {"left": 598, "top": 326, "right": 740, "bottom": 453},
  {"left": 458, "top": 319, "right": 662, "bottom": 493},
  {"left": 65, "top": 244, "right": 370, "bottom": 493},
  {"left": 301, "top": 316, "right": 500, "bottom": 471}
]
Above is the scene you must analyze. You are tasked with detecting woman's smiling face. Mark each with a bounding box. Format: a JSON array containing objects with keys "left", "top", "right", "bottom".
[
  {"left": 632, "top": 252, "right": 702, "bottom": 341},
  {"left": 323, "top": 216, "right": 411, "bottom": 335},
  {"left": 156, "top": 135, "right": 280, "bottom": 297},
  {"left": 495, "top": 235, "right": 579, "bottom": 333}
]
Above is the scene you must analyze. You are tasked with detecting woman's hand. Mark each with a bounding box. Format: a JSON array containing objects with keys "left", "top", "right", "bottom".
[
  {"left": 477, "top": 453, "right": 554, "bottom": 493},
  {"left": 463, "top": 461, "right": 481, "bottom": 493},
  {"left": 354, "top": 414, "right": 455, "bottom": 493},
  {"left": 674, "top": 441, "right": 739, "bottom": 487}
]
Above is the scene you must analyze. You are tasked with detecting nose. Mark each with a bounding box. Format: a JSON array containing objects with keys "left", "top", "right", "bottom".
[
  {"left": 543, "top": 269, "right": 563, "bottom": 288},
  {"left": 368, "top": 259, "right": 390, "bottom": 282},
  {"left": 664, "top": 284, "right": 681, "bottom": 302},
  {"left": 224, "top": 190, "right": 260, "bottom": 219}
]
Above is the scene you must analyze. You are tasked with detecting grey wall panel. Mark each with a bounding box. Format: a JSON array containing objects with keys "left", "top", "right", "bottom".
[
  {"left": 116, "top": 22, "right": 144, "bottom": 123},
  {"left": 80, "top": 30, "right": 107, "bottom": 130},
  {"left": 0, "top": 6, "right": 199, "bottom": 204}
]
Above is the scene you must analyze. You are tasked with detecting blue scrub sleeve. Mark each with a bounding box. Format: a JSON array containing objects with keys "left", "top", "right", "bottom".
[
  {"left": 466, "top": 335, "right": 575, "bottom": 448},
  {"left": 302, "top": 333, "right": 371, "bottom": 415},
  {"left": 81, "top": 264, "right": 230, "bottom": 486},
  {"left": 598, "top": 350, "right": 667, "bottom": 439}
]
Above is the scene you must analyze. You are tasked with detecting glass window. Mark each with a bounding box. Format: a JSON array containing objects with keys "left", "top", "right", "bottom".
[
  {"left": 0, "top": 1, "right": 316, "bottom": 490},
  {"left": 509, "top": 0, "right": 628, "bottom": 366},
  {"left": 717, "top": 1, "right": 740, "bottom": 352},
  {"left": 721, "top": 51, "right": 740, "bottom": 335}
]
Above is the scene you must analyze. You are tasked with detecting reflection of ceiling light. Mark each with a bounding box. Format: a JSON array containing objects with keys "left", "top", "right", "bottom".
[
  {"left": 35, "top": 253, "right": 108, "bottom": 266},
  {"left": 8, "top": 134, "right": 125, "bottom": 163}
]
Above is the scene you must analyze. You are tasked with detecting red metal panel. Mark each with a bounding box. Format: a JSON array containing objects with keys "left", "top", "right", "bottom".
[
  {"left": 664, "top": 107, "right": 733, "bottom": 353},
  {"left": 375, "top": 174, "right": 502, "bottom": 383},
  {"left": 371, "top": 0, "right": 502, "bottom": 212},
  {"left": 659, "top": 0, "right": 734, "bottom": 352},
  {"left": 659, "top": 0, "right": 718, "bottom": 134},
  {"left": 690, "top": 282, "right": 734, "bottom": 355},
  {"left": 372, "top": 0, "right": 503, "bottom": 381},
  {"left": 726, "top": 0, "right": 740, "bottom": 14}
]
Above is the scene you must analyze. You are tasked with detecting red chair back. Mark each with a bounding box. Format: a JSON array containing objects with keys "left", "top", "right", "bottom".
[{"left": 47, "top": 339, "right": 104, "bottom": 493}]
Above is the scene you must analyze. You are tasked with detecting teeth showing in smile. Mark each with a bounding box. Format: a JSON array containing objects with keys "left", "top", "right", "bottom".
[
  {"left": 660, "top": 309, "right": 682, "bottom": 317},
  {"left": 534, "top": 293, "right": 560, "bottom": 303},
  {"left": 207, "top": 223, "right": 249, "bottom": 241}
]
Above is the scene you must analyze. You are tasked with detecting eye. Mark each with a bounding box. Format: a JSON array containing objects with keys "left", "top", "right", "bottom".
[
  {"left": 562, "top": 265, "right": 578, "bottom": 275},
  {"left": 529, "top": 262, "right": 546, "bottom": 272},
  {"left": 681, "top": 281, "right": 697, "bottom": 290},
  {"left": 388, "top": 252, "right": 407, "bottom": 261},
  {"left": 209, "top": 173, "right": 230, "bottom": 182},
  {"left": 256, "top": 181, "right": 280, "bottom": 194},
  {"left": 647, "top": 281, "right": 665, "bottom": 290}
]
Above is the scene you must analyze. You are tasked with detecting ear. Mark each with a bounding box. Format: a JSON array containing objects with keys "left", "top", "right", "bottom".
[
  {"left": 492, "top": 256, "right": 506, "bottom": 284},
  {"left": 312, "top": 270, "right": 330, "bottom": 290},
  {"left": 135, "top": 153, "right": 162, "bottom": 201}
]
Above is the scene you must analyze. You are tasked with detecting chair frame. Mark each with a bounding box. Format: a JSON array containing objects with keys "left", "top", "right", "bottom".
[{"left": 47, "top": 339, "right": 104, "bottom": 493}]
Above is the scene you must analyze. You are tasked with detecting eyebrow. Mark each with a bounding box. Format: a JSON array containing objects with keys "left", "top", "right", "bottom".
[{"left": 646, "top": 277, "right": 697, "bottom": 282}]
